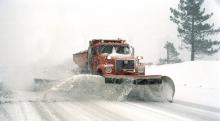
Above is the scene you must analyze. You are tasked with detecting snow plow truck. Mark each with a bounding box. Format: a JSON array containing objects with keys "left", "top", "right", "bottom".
[{"left": 73, "top": 39, "right": 175, "bottom": 102}]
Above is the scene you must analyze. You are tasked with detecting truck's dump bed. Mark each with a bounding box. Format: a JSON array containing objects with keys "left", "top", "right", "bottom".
[{"left": 73, "top": 50, "right": 88, "bottom": 71}]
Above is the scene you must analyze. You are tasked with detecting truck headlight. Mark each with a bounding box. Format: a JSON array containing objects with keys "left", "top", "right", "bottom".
[
  {"left": 105, "top": 66, "right": 112, "bottom": 73},
  {"left": 107, "top": 55, "right": 112, "bottom": 60},
  {"left": 104, "top": 64, "right": 113, "bottom": 73}
]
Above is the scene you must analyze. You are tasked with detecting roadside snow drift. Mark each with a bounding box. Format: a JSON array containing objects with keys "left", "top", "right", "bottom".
[{"left": 146, "top": 61, "right": 220, "bottom": 108}]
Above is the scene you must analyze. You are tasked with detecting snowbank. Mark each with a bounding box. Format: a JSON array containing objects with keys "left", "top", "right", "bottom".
[
  {"left": 146, "top": 61, "right": 220, "bottom": 89},
  {"left": 146, "top": 61, "right": 220, "bottom": 108}
]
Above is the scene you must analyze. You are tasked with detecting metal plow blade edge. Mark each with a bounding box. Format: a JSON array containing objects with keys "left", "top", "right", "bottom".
[{"left": 104, "top": 75, "right": 175, "bottom": 102}]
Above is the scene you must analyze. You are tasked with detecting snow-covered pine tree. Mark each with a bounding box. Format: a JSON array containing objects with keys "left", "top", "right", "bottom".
[{"left": 170, "top": 0, "right": 220, "bottom": 61}]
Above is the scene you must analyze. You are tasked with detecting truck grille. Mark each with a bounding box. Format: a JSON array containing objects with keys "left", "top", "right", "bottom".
[{"left": 116, "top": 60, "right": 135, "bottom": 72}]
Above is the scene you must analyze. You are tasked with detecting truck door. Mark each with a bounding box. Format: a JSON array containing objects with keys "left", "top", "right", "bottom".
[{"left": 88, "top": 47, "right": 98, "bottom": 74}]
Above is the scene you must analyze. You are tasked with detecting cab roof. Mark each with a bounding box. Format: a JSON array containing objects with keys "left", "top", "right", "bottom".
[{"left": 90, "top": 39, "right": 129, "bottom": 47}]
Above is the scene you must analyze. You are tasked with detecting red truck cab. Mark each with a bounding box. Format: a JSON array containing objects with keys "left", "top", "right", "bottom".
[{"left": 88, "top": 39, "right": 144, "bottom": 75}]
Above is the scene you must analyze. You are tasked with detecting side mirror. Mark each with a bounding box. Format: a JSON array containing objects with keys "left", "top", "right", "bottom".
[
  {"left": 137, "top": 56, "right": 143, "bottom": 60},
  {"left": 130, "top": 46, "right": 134, "bottom": 56}
]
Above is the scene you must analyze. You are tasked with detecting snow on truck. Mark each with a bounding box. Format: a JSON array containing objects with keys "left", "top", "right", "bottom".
[{"left": 73, "top": 39, "right": 175, "bottom": 102}]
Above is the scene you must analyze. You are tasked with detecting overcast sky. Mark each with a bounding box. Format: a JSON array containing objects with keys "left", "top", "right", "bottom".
[{"left": 0, "top": 0, "right": 219, "bottom": 66}]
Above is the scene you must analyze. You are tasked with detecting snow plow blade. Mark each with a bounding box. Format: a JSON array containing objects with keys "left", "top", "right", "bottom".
[
  {"left": 104, "top": 75, "right": 163, "bottom": 85},
  {"left": 103, "top": 75, "right": 175, "bottom": 102},
  {"left": 34, "top": 78, "right": 56, "bottom": 84},
  {"left": 33, "top": 78, "right": 58, "bottom": 91}
]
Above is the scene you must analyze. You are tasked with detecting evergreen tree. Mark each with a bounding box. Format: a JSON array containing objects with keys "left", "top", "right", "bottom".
[
  {"left": 159, "top": 41, "right": 182, "bottom": 65},
  {"left": 170, "top": 0, "right": 220, "bottom": 61}
]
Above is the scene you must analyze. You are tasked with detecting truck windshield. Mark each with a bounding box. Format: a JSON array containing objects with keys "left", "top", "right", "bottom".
[{"left": 99, "top": 45, "right": 130, "bottom": 54}]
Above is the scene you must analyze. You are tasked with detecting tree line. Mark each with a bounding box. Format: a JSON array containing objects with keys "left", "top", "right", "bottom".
[{"left": 158, "top": 0, "right": 220, "bottom": 65}]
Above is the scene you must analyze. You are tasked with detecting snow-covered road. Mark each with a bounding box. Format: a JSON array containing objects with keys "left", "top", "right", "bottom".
[{"left": 1, "top": 97, "right": 220, "bottom": 121}]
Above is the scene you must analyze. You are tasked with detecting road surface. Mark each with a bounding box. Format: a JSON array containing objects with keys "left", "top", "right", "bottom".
[{"left": 0, "top": 91, "right": 219, "bottom": 121}]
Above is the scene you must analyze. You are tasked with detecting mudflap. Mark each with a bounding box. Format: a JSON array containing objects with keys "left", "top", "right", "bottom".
[{"left": 104, "top": 75, "right": 175, "bottom": 102}]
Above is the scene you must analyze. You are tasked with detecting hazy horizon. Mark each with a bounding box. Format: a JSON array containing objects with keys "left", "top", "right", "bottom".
[{"left": 0, "top": 0, "right": 219, "bottom": 66}]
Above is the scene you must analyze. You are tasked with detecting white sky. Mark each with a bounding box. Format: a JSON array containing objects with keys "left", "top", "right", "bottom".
[{"left": 0, "top": 0, "right": 219, "bottom": 66}]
